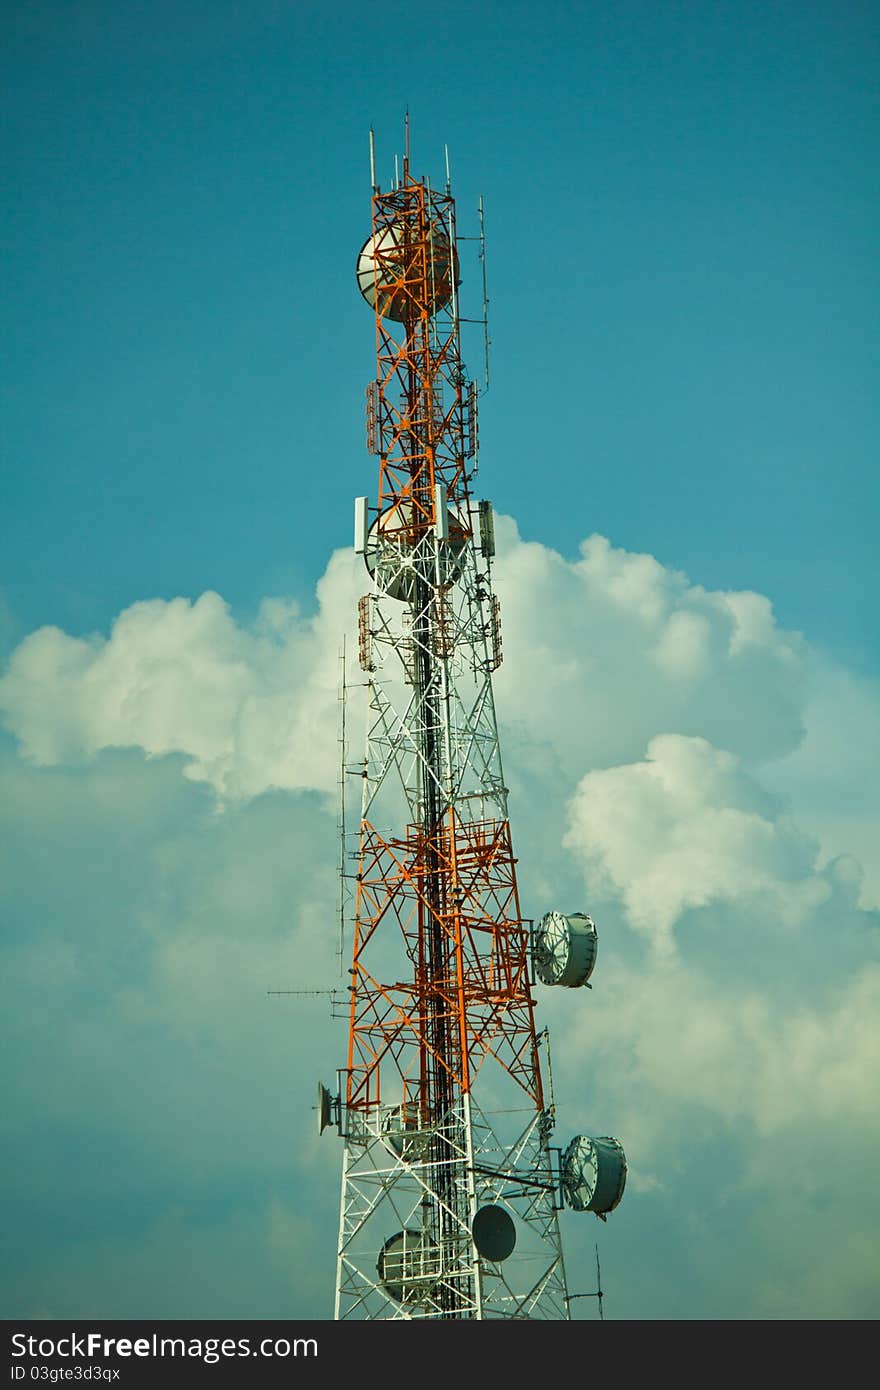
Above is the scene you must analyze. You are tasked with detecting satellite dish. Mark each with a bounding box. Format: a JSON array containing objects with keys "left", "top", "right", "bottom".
[
  {"left": 472, "top": 1204, "right": 516, "bottom": 1262},
  {"left": 317, "top": 1082, "right": 333, "bottom": 1137}
]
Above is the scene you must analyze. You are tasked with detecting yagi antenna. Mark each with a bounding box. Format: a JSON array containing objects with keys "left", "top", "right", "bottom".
[{"left": 266, "top": 990, "right": 338, "bottom": 997}]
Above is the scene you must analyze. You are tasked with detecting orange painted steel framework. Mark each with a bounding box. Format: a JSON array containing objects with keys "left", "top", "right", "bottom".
[{"left": 324, "top": 138, "right": 625, "bottom": 1321}]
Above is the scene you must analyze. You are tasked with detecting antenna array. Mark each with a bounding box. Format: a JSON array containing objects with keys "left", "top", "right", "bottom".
[{"left": 317, "top": 129, "right": 626, "bottom": 1320}]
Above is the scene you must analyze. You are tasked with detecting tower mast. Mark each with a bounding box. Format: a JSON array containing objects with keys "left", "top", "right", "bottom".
[{"left": 323, "top": 134, "right": 626, "bottom": 1320}]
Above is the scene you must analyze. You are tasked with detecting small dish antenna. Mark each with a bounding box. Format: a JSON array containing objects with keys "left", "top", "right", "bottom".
[
  {"left": 472, "top": 1204, "right": 516, "bottom": 1262},
  {"left": 316, "top": 1081, "right": 339, "bottom": 1137}
]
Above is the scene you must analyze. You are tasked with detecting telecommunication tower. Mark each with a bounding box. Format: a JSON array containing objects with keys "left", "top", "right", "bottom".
[{"left": 318, "top": 130, "right": 626, "bottom": 1320}]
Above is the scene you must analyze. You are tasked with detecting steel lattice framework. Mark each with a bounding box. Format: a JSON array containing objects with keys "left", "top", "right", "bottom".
[{"left": 330, "top": 148, "right": 571, "bottom": 1320}]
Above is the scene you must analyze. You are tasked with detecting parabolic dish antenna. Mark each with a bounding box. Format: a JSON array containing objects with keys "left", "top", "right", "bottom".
[
  {"left": 316, "top": 1082, "right": 334, "bottom": 1136},
  {"left": 533, "top": 911, "right": 598, "bottom": 988},
  {"left": 381, "top": 1104, "right": 431, "bottom": 1163},
  {"left": 472, "top": 1204, "right": 516, "bottom": 1262},
  {"left": 364, "top": 497, "right": 466, "bottom": 603},
  {"left": 376, "top": 1230, "right": 440, "bottom": 1307},
  {"left": 356, "top": 221, "right": 457, "bottom": 322},
  {"left": 561, "top": 1135, "right": 627, "bottom": 1218}
]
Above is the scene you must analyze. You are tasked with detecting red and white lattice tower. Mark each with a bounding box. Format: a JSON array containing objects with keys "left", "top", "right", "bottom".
[{"left": 320, "top": 133, "right": 626, "bottom": 1320}]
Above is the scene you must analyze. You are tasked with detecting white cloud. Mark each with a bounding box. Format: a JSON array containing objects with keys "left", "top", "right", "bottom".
[
  {"left": 492, "top": 520, "right": 807, "bottom": 773},
  {"left": 0, "top": 549, "right": 362, "bottom": 801},
  {"left": 0, "top": 522, "right": 811, "bottom": 813},
  {"left": 559, "top": 954, "right": 880, "bottom": 1153},
  {"left": 763, "top": 657, "right": 880, "bottom": 909},
  {"left": 2, "top": 521, "right": 878, "bottom": 1318},
  {"left": 564, "top": 733, "right": 831, "bottom": 953}
]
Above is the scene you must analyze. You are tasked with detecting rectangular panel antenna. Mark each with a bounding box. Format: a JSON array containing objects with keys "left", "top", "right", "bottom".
[
  {"left": 478, "top": 499, "right": 495, "bottom": 557},
  {"left": 354, "top": 497, "right": 368, "bottom": 553},
  {"left": 434, "top": 482, "right": 449, "bottom": 541}
]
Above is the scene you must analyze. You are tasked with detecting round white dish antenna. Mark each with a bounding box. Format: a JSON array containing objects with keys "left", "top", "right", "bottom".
[
  {"left": 356, "top": 222, "right": 456, "bottom": 322},
  {"left": 533, "top": 911, "right": 598, "bottom": 988},
  {"left": 561, "top": 1135, "right": 627, "bottom": 1217},
  {"left": 364, "top": 498, "right": 466, "bottom": 602},
  {"left": 381, "top": 1103, "right": 430, "bottom": 1163},
  {"left": 376, "top": 1230, "right": 439, "bottom": 1306}
]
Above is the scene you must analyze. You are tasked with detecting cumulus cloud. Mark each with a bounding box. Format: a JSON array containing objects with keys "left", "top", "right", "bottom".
[
  {"left": 2, "top": 522, "right": 878, "bottom": 1318},
  {"left": 492, "top": 520, "right": 806, "bottom": 776},
  {"left": 0, "top": 521, "right": 808, "bottom": 807},
  {"left": 0, "top": 743, "right": 342, "bottom": 1317},
  {"left": 548, "top": 943, "right": 880, "bottom": 1318},
  {"left": 0, "top": 549, "right": 362, "bottom": 801},
  {"left": 558, "top": 953, "right": 880, "bottom": 1154},
  {"left": 564, "top": 733, "right": 832, "bottom": 953},
  {"left": 763, "top": 658, "right": 880, "bottom": 909}
]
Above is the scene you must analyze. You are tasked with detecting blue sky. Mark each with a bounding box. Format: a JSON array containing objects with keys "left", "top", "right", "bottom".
[
  {"left": 2, "top": 0, "right": 878, "bottom": 1321},
  {"left": 4, "top": 0, "right": 877, "bottom": 667}
]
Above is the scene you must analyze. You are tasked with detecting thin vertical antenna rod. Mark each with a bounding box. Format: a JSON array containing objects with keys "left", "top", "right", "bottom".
[
  {"left": 478, "top": 194, "right": 490, "bottom": 390},
  {"left": 564, "top": 1244, "right": 607, "bottom": 1319},
  {"left": 404, "top": 109, "right": 410, "bottom": 174},
  {"left": 337, "top": 636, "right": 347, "bottom": 969},
  {"left": 445, "top": 143, "right": 451, "bottom": 194},
  {"left": 369, "top": 128, "right": 377, "bottom": 192},
  {"left": 426, "top": 175, "right": 439, "bottom": 353}
]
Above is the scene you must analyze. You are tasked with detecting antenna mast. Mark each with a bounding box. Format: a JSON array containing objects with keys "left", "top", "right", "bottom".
[{"left": 321, "top": 131, "right": 627, "bottom": 1321}]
